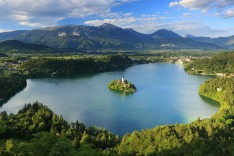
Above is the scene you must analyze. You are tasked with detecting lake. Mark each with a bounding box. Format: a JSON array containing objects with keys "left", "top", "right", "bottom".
[{"left": 0, "top": 63, "right": 219, "bottom": 136}]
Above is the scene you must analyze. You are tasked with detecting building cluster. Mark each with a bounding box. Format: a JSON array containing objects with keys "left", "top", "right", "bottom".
[
  {"left": 176, "top": 57, "right": 193, "bottom": 65},
  {"left": 0, "top": 60, "right": 26, "bottom": 76}
]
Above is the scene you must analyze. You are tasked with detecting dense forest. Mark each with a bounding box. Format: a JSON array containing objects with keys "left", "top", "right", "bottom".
[
  {"left": 199, "top": 77, "right": 234, "bottom": 106},
  {"left": 0, "top": 53, "right": 7, "bottom": 57},
  {"left": 0, "top": 74, "right": 26, "bottom": 100},
  {"left": 185, "top": 52, "right": 234, "bottom": 74},
  {"left": 21, "top": 54, "right": 133, "bottom": 77},
  {"left": 0, "top": 102, "right": 119, "bottom": 155}
]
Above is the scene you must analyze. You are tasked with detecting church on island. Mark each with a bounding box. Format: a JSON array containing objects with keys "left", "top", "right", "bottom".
[{"left": 108, "top": 76, "right": 136, "bottom": 93}]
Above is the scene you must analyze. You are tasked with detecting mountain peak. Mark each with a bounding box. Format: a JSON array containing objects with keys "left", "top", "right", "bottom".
[
  {"left": 185, "top": 34, "right": 196, "bottom": 38},
  {"left": 151, "top": 29, "right": 182, "bottom": 39},
  {"left": 99, "top": 23, "right": 116, "bottom": 27},
  {"left": 99, "top": 23, "right": 120, "bottom": 31},
  {"left": 0, "top": 24, "right": 229, "bottom": 50},
  {"left": 125, "top": 28, "right": 137, "bottom": 32}
]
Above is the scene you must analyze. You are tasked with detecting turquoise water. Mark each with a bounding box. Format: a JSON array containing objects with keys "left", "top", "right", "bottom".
[{"left": 0, "top": 63, "right": 219, "bottom": 136}]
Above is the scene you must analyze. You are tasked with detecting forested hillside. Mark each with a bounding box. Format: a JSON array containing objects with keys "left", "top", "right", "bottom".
[
  {"left": 199, "top": 77, "right": 234, "bottom": 108},
  {"left": 0, "top": 102, "right": 119, "bottom": 155},
  {"left": 185, "top": 52, "right": 234, "bottom": 74},
  {"left": 21, "top": 55, "right": 133, "bottom": 77},
  {"left": 0, "top": 40, "right": 54, "bottom": 53},
  {"left": 0, "top": 24, "right": 225, "bottom": 50},
  {"left": 0, "top": 74, "right": 26, "bottom": 100}
]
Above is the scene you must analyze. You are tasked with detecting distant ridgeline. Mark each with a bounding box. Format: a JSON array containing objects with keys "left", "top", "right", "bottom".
[{"left": 108, "top": 76, "right": 136, "bottom": 93}]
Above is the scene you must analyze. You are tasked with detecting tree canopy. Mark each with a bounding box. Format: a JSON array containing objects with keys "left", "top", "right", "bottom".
[
  {"left": 108, "top": 79, "right": 136, "bottom": 93},
  {"left": 0, "top": 102, "right": 119, "bottom": 155},
  {"left": 185, "top": 52, "right": 234, "bottom": 74}
]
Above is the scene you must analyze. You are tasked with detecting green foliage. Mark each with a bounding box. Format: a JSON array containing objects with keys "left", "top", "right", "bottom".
[
  {"left": 185, "top": 51, "right": 234, "bottom": 74},
  {"left": 108, "top": 79, "right": 136, "bottom": 93},
  {"left": 78, "top": 143, "right": 103, "bottom": 156},
  {"left": 0, "top": 40, "right": 56, "bottom": 53},
  {"left": 0, "top": 102, "right": 119, "bottom": 152},
  {"left": 0, "top": 133, "right": 77, "bottom": 156},
  {"left": 1, "top": 52, "right": 234, "bottom": 155},
  {"left": 21, "top": 54, "right": 133, "bottom": 77},
  {"left": 113, "top": 53, "right": 234, "bottom": 155},
  {"left": 0, "top": 74, "right": 27, "bottom": 99},
  {"left": 0, "top": 53, "right": 7, "bottom": 57},
  {"left": 115, "top": 119, "right": 233, "bottom": 155},
  {"left": 199, "top": 77, "right": 234, "bottom": 107}
]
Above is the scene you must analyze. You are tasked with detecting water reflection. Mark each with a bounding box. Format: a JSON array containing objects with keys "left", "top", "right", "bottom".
[
  {"left": 0, "top": 63, "right": 219, "bottom": 136},
  {"left": 200, "top": 95, "right": 220, "bottom": 107}
]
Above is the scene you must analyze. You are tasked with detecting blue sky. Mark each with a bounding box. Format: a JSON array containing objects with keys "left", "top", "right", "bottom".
[{"left": 0, "top": 0, "right": 234, "bottom": 37}]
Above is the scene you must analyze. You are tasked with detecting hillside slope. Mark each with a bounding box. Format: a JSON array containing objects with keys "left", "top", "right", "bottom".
[
  {"left": 0, "top": 40, "right": 54, "bottom": 53},
  {"left": 0, "top": 24, "right": 225, "bottom": 50}
]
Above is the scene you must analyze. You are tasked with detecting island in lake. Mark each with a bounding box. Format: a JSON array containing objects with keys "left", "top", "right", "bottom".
[{"left": 108, "top": 76, "right": 137, "bottom": 93}]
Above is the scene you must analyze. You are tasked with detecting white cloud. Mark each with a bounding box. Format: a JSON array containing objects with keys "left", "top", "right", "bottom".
[
  {"left": 0, "top": 29, "right": 12, "bottom": 33},
  {"left": 162, "top": 21, "right": 224, "bottom": 37},
  {"left": 99, "top": 11, "right": 133, "bottom": 18},
  {"left": 169, "top": 0, "right": 234, "bottom": 16},
  {"left": 183, "top": 13, "right": 191, "bottom": 17},
  {"left": 169, "top": 1, "right": 179, "bottom": 7},
  {"left": 84, "top": 14, "right": 230, "bottom": 37},
  {"left": 0, "top": 0, "right": 135, "bottom": 27},
  {"left": 84, "top": 14, "right": 167, "bottom": 28},
  {"left": 85, "top": 17, "right": 234, "bottom": 37},
  {"left": 13, "top": 15, "right": 30, "bottom": 21},
  {"left": 85, "top": 17, "right": 136, "bottom": 26},
  {"left": 169, "top": 0, "right": 212, "bottom": 12},
  {"left": 19, "top": 21, "right": 46, "bottom": 27},
  {"left": 221, "top": 9, "right": 234, "bottom": 18},
  {"left": 182, "top": 12, "right": 198, "bottom": 18}
]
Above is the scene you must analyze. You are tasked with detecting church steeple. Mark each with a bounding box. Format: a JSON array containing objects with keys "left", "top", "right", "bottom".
[{"left": 122, "top": 76, "right": 124, "bottom": 83}]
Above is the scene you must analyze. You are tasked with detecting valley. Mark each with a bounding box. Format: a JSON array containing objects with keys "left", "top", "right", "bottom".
[
  {"left": 0, "top": 50, "right": 233, "bottom": 155},
  {"left": 1, "top": 0, "right": 234, "bottom": 155},
  {"left": 0, "top": 24, "right": 233, "bottom": 156}
]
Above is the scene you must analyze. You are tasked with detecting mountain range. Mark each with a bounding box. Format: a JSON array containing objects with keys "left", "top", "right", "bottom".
[
  {"left": 0, "top": 40, "right": 52, "bottom": 52},
  {"left": 185, "top": 34, "right": 234, "bottom": 49},
  {"left": 0, "top": 23, "right": 232, "bottom": 51}
]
